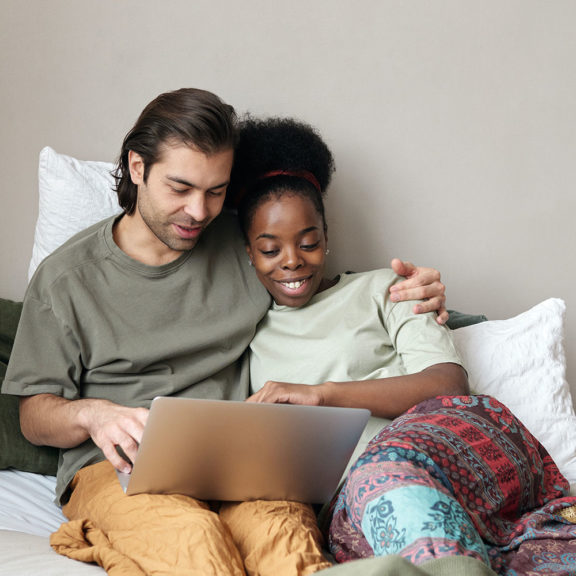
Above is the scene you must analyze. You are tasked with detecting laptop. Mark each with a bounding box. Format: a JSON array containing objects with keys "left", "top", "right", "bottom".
[{"left": 118, "top": 397, "right": 370, "bottom": 504}]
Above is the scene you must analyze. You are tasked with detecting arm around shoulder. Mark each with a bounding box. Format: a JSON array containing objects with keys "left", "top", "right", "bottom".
[{"left": 389, "top": 259, "right": 448, "bottom": 324}]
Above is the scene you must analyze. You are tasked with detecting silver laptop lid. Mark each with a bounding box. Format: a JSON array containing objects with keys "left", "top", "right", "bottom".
[{"left": 125, "top": 397, "right": 370, "bottom": 503}]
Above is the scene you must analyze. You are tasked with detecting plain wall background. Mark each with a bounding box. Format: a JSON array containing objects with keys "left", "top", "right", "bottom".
[{"left": 1, "top": 0, "right": 575, "bottom": 395}]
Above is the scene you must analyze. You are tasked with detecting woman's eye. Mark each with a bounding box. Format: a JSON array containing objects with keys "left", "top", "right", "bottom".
[
  {"left": 260, "top": 249, "right": 279, "bottom": 257},
  {"left": 301, "top": 242, "right": 320, "bottom": 251}
]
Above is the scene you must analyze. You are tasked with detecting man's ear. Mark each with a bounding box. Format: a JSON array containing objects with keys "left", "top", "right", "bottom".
[{"left": 128, "top": 150, "right": 145, "bottom": 185}]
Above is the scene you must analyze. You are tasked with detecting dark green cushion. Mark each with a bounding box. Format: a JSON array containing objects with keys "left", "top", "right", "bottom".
[
  {"left": 446, "top": 309, "right": 488, "bottom": 330},
  {"left": 0, "top": 298, "right": 59, "bottom": 475}
]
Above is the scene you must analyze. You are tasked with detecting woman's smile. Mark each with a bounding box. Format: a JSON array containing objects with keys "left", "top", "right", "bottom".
[{"left": 246, "top": 194, "right": 328, "bottom": 307}]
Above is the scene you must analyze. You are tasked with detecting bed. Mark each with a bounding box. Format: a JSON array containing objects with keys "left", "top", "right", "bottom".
[{"left": 1, "top": 147, "right": 576, "bottom": 575}]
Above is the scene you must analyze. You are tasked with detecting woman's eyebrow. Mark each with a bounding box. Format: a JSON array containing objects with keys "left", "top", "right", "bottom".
[{"left": 256, "top": 226, "right": 319, "bottom": 240}]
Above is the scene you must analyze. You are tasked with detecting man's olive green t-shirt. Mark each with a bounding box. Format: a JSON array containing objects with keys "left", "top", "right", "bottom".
[{"left": 2, "top": 211, "right": 270, "bottom": 504}]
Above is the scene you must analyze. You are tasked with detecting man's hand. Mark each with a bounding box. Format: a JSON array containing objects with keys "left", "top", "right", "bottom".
[
  {"left": 20, "top": 394, "right": 149, "bottom": 473},
  {"left": 78, "top": 400, "right": 149, "bottom": 473},
  {"left": 247, "top": 381, "right": 324, "bottom": 406},
  {"left": 389, "top": 258, "right": 448, "bottom": 325}
]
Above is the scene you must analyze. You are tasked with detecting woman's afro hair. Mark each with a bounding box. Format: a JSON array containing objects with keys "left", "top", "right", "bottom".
[{"left": 226, "top": 116, "right": 335, "bottom": 208}]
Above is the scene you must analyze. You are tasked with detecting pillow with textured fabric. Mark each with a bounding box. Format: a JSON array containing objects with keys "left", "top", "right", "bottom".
[
  {"left": 451, "top": 298, "right": 576, "bottom": 488},
  {"left": 0, "top": 298, "right": 59, "bottom": 475},
  {"left": 28, "top": 146, "right": 121, "bottom": 279}
]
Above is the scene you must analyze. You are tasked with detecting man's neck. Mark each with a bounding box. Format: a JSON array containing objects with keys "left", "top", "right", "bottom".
[{"left": 112, "top": 214, "right": 184, "bottom": 267}]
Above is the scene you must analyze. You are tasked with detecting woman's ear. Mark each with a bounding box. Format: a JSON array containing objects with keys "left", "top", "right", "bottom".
[
  {"left": 245, "top": 244, "right": 255, "bottom": 267},
  {"left": 128, "top": 150, "right": 145, "bottom": 185}
]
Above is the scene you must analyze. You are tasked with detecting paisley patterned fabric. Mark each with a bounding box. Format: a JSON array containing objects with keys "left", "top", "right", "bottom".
[{"left": 328, "top": 395, "right": 576, "bottom": 575}]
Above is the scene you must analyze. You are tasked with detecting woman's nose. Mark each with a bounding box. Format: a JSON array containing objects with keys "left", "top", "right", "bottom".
[{"left": 281, "top": 248, "right": 303, "bottom": 269}]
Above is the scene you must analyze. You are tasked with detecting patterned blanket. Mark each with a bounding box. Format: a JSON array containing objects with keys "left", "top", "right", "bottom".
[{"left": 328, "top": 395, "right": 576, "bottom": 575}]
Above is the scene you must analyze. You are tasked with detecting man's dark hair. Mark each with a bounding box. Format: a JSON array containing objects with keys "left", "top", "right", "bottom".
[{"left": 114, "top": 88, "right": 238, "bottom": 215}]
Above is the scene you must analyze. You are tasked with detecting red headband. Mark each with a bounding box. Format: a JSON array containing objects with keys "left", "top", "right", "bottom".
[
  {"left": 233, "top": 169, "right": 322, "bottom": 208},
  {"left": 257, "top": 169, "right": 322, "bottom": 193}
]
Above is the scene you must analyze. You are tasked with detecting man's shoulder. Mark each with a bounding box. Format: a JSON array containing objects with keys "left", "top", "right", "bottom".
[{"left": 30, "top": 216, "right": 115, "bottom": 288}]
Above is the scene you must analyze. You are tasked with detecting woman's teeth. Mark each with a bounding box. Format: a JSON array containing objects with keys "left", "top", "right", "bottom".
[{"left": 282, "top": 280, "right": 305, "bottom": 289}]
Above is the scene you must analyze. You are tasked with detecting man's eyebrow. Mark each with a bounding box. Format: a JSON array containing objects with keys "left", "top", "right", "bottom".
[
  {"left": 256, "top": 226, "right": 319, "bottom": 240},
  {"left": 166, "top": 176, "right": 229, "bottom": 190}
]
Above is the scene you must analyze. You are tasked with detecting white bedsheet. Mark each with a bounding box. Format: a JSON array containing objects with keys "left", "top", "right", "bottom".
[
  {"left": 0, "top": 469, "right": 66, "bottom": 537},
  {"left": 0, "top": 530, "right": 105, "bottom": 576},
  {"left": 0, "top": 470, "right": 107, "bottom": 574}
]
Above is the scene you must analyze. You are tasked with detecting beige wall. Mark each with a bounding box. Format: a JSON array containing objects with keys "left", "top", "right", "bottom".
[{"left": 1, "top": 0, "right": 575, "bottom": 393}]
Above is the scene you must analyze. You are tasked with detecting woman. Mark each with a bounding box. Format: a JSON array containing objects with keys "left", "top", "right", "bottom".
[
  {"left": 231, "top": 116, "right": 467, "bottom": 418},
  {"left": 221, "top": 116, "right": 576, "bottom": 576}
]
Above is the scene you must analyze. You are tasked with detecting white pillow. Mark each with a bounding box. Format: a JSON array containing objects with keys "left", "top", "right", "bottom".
[
  {"left": 29, "top": 147, "right": 121, "bottom": 279},
  {"left": 452, "top": 298, "right": 576, "bottom": 488}
]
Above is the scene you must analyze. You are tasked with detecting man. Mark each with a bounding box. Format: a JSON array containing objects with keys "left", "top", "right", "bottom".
[{"left": 2, "top": 88, "right": 448, "bottom": 575}]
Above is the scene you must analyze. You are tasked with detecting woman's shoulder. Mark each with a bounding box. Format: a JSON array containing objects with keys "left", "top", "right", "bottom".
[{"left": 339, "top": 268, "right": 399, "bottom": 289}]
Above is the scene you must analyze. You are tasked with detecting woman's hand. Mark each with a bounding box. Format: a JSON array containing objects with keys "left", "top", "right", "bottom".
[
  {"left": 247, "top": 381, "right": 325, "bottom": 406},
  {"left": 389, "top": 258, "right": 448, "bottom": 325}
]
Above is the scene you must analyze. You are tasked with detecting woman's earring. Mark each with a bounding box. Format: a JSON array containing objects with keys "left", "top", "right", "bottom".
[
  {"left": 248, "top": 259, "right": 254, "bottom": 267},
  {"left": 325, "top": 249, "right": 330, "bottom": 255}
]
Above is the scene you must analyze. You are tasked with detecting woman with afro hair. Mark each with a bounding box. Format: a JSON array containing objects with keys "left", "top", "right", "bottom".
[
  {"left": 218, "top": 116, "right": 470, "bottom": 572},
  {"left": 228, "top": 116, "right": 467, "bottom": 417}
]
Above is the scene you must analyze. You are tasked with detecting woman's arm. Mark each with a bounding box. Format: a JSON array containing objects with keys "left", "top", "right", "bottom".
[{"left": 246, "top": 362, "right": 469, "bottom": 419}]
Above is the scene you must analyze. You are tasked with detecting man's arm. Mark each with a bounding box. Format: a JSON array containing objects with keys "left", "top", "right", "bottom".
[
  {"left": 389, "top": 259, "right": 448, "bottom": 324},
  {"left": 20, "top": 394, "right": 148, "bottom": 473}
]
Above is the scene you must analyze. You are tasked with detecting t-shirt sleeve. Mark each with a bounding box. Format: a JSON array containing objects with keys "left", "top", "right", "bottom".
[
  {"left": 2, "top": 293, "right": 82, "bottom": 400},
  {"left": 382, "top": 296, "right": 464, "bottom": 375}
]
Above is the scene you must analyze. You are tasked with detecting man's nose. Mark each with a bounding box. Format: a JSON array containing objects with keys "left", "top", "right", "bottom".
[{"left": 183, "top": 192, "right": 208, "bottom": 222}]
